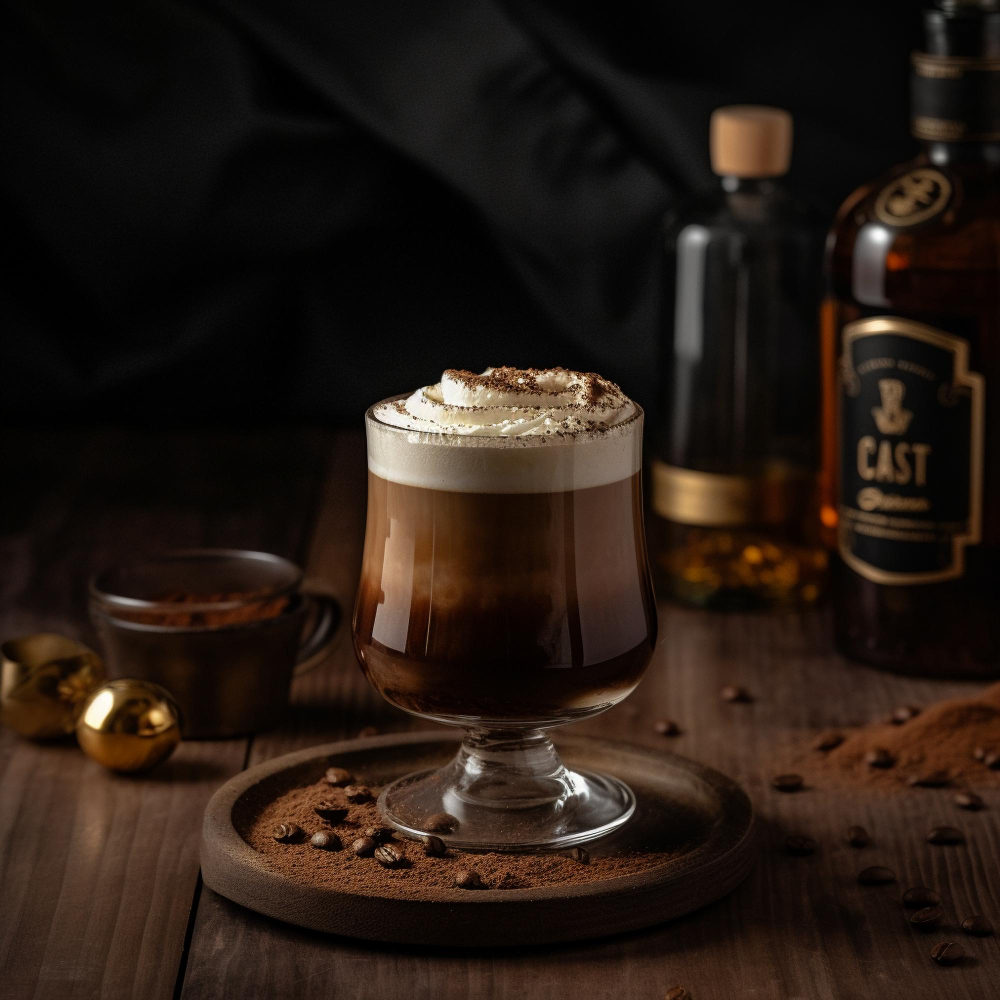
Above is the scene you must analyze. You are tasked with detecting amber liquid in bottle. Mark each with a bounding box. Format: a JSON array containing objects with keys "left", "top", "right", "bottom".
[{"left": 821, "top": 1, "right": 999, "bottom": 677}]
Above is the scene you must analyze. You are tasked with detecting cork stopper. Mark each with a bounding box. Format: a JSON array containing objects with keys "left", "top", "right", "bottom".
[{"left": 709, "top": 105, "right": 793, "bottom": 178}]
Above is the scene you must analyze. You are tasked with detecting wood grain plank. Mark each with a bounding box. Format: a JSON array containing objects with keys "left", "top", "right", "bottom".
[
  {"left": 177, "top": 430, "right": 999, "bottom": 1000},
  {"left": 0, "top": 427, "right": 329, "bottom": 1000}
]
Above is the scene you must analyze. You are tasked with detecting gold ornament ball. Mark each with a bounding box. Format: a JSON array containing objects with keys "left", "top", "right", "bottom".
[
  {"left": 76, "top": 678, "right": 182, "bottom": 772},
  {"left": 1, "top": 634, "right": 105, "bottom": 739}
]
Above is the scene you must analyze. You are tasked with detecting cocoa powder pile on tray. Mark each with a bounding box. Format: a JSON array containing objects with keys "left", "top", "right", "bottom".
[
  {"left": 244, "top": 780, "right": 682, "bottom": 895},
  {"left": 792, "top": 682, "right": 1000, "bottom": 791}
]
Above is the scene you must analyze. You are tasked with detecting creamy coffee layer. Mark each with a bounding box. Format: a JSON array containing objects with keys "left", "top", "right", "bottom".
[{"left": 368, "top": 367, "right": 642, "bottom": 493}]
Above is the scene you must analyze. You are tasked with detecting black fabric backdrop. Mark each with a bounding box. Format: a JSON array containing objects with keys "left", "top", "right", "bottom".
[{"left": 2, "top": 0, "right": 921, "bottom": 423}]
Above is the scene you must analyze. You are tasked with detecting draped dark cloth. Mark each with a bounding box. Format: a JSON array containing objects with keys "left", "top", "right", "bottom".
[{"left": 2, "top": 1, "right": 919, "bottom": 422}]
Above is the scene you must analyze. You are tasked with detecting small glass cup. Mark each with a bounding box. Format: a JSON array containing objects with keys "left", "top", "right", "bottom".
[
  {"left": 353, "top": 398, "right": 657, "bottom": 850},
  {"left": 90, "top": 549, "right": 338, "bottom": 738}
]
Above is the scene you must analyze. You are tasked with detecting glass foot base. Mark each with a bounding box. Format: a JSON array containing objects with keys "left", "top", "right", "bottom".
[{"left": 377, "top": 728, "right": 636, "bottom": 851}]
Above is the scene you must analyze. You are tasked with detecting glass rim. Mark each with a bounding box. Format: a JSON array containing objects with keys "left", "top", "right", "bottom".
[
  {"left": 364, "top": 393, "right": 644, "bottom": 444},
  {"left": 88, "top": 548, "right": 303, "bottom": 615}
]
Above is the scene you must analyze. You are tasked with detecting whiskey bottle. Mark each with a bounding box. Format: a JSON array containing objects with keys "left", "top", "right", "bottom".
[
  {"left": 652, "top": 106, "right": 827, "bottom": 609},
  {"left": 822, "top": 0, "right": 999, "bottom": 677}
]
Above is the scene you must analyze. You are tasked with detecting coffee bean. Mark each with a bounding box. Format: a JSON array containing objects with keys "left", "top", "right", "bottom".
[
  {"left": 324, "top": 766, "right": 352, "bottom": 786},
  {"left": 984, "top": 751, "right": 1000, "bottom": 770},
  {"left": 374, "top": 844, "right": 405, "bottom": 868},
  {"left": 930, "top": 941, "right": 964, "bottom": 965},
  {"left": 954, "top": 790, "right": 984, "bottom": 810},
  {"left": 314, "top": 802, "right": 349, "bottom": 823},
  {"left": 910, "top": 905, "right": 944, "bottom": 930},
  {"left": 421, "top": 835, "right": 447, "bottom": 857},
  {"left": 973, "top": 746, "right": 987, "bottom": 762},
  {"left": 454, "top": 869, "right": 483, "bottom": 889},
  {"left": 908, "top": 770, "right": 950, "bottom": 788},
  {"left": 858, "top": 866, "right": 896, "bottom": 885},
  {"left": 720, "top": 684, "right": 752, "bottom": 703},
  {"left": 272, "top": 823, "right": 304, "bottom": 844},
  {"left": 784, "top": 835, "right": 816, "bottom": 857},
  {"left": 564, "top": 846, "right": 590, "bottom": 864},
  {"left": 961, "top": 914, "right": 994, "bottom": 937},
  {"left": 771, "top": 773, "right": 804, "bottom": 793},
  {"left": 664, "top": 989, "right": 691, "bottom": 1000},
  {"left": 309, "top": 831, "right": 341, "bottom": 851},
  {"left": 927, "top": 826, "right": 964, "bottom": 846},
  {"left": 357, "top": 726, "right": 379, "bottom": 737},
  {"left": 654, "top": 719, "right": 681, "bottom": 736},
  {"left": 352, "top": 836, "right": 376, "bottom": 858},
  {"left": 847, "top": 825, "right": 869, "bottom": 848},
  {"left": 425, "top": 812, "right": 459, "bottom": 833},
  {"left": 903, "top": 887, "right": 941, "bottom": 909},
  {"left": 343, "top": 785, "right": 372, "bottom": 803},
  {"left": 890, "top": 705, "right": 920, "bottom": 724},
  {"left": 363, "top": 825, "right": 391, "bottom": 842},
  {"left": 865, "top": 747, "right": 895, "bottom": 769},
  {"left": 814, "top": 731, "right": 844, "bottom": 752}
]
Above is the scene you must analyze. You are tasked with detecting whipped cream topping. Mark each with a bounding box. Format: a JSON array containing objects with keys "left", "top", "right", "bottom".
[{"left": 373, "top": 368, "right": 636, "bottom": 438}]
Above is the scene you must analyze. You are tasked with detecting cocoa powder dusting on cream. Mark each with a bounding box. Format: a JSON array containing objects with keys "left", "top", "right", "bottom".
[{"left": 243, "top": 780, "right": 682, "bottom": 895}]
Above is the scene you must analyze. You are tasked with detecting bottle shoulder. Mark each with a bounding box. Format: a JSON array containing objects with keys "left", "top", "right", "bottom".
[{"left": 665, "top": 184, "right": 823, "bottom": 242}]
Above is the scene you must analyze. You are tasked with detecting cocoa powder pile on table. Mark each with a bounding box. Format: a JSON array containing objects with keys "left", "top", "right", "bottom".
[
  {"left": 793, "top": 682, "right": 1000, "bottom": 791},
  {"left": 244, "top": 781, "right": 682, "bottom": 896}
]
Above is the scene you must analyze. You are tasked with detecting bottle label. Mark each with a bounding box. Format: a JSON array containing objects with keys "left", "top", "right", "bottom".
[
  {"left": 651, "top": 461, "right": 811, "bottom": 528},
  {"left": 838, "top": 316, "right": 985, "bottom": 584},
  {"left": 911, "top": 52, "right": 1000, "bottom": 142}
]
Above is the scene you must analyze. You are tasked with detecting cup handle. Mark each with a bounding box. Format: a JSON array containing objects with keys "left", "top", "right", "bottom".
[{"left": 293, "top": 583, "right": 341, "bottom": 676}]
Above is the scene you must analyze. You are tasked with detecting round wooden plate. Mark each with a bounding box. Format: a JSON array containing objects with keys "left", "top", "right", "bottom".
[{"left": 201, "top": 732, "right": 756, "bottom": 946}]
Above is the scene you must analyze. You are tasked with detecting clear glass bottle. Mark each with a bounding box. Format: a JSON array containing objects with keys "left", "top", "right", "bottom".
[
  {"left": 652, "top": 106, "right": 827, "bottom": 609},
  {"left": 821, "top": 0, "right": 999, "bottom": 678}
]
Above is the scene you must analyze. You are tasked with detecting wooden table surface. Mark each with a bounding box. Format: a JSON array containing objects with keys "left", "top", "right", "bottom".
[{"left": 1, "top": 427, "right": 997, "bottom": 1000}]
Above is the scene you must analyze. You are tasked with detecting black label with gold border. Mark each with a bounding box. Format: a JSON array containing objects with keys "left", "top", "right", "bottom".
[
  {"left": 838, "top": 317, "right": 985, "bottom": 585},
  {"left": 912, "top": 52, "right": 1000, "bottom": 141}
]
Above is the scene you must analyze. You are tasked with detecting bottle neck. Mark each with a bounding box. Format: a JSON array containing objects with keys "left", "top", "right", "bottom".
[{"left": 923, "top": 139, "right": 1000, "bottom": 165}]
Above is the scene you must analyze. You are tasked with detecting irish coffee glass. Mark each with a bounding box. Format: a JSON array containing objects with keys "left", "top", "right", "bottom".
[{"left": 353, "top": 398, "right": 657, "bottom": 850}]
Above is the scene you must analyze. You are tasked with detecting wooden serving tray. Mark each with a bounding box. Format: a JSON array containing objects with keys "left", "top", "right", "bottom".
[{"left": 201, "top": 732, "right": 755, "bottom": 946}]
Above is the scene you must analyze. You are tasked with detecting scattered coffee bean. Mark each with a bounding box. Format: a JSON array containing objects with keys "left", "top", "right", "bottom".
[
  {"left": 908, "top": 770, "right": 950, "bottom": 788},
  {"left": 771, "top": 773, "right": 804, "bottom": 793},
  {"left": 352, "top": 836, "right": 376, "bottom": 858},
  {"left": 954, "top": 790, "right": 984, "bottom": 811},
  {"left": 654, "top": 719, "right": 681, "bottom": 736},
  {"left": 910, "top": 905, "right": 944, "bottom": 930},
  {"left": 357, "top": 725, "right": 379, "bottom": 737},
  {"left": 973, "top": 746, "right": 987, "bottom": 762},
  {"left": 927, "top": 826, "right": 964, "bottom": 846},
  {"left": 865, "top": 747, "right": 895, "bottom": 769},
  {"left": 961, "top": 915, "right": 994, "bottom": 937},
  {"left": 858, "top": 866, "right": 896, "bottom": 885},
  {"left": 564, "top": 846, "right": 590, "bottom": 864},
  {"left": 363, "top": 825, "right": 391, "bottom": 842},
  {"left": 814, "top": 731, "right": 844, "bottom": 752},
  {"left": 314, "top": 802, "right": 348, "bottom": 823},
  {"left": 454, "top": 869, "right": 483, "bottom": 889},
  {"left": 421, "top": 835, "right": 447, "bottom": 857},
  {"left": 343, "top": 785, "right": 372, "bottom": 803},
  {"left": 374, "top": 844, "right": 405, "bottom": 869},
  {"left": 930, "top": 941, "right": 964, "bottom": 966},
  {"left": 903, "top": 887, "right": 941, "bottom": 909},
  {"left": 309, "top": 831, "right": 341, "bottom": 851},
  {"left": 784, "top": 835, "right": 817, "bottom": 857},
  {"left": 720, "top": 684, "right": 752, "bottom": 703},
  {"left": 664, "top": 989, "right": 691, "bottom": 1000},
  {"left": 272, "top": 822, "right": 304, "bottom": 844},
  {"left": 984, "top": 751, "right": 1000, "bottom": 770},
  {"left": 890, "top": 705, "right": 920, "bottom": 725},
  {"left": 324, "top": 766, "right": 352, "bottom": 786},
  {"left": 847, "top": 825, "right": 870, "bottom": 848},
  {"left": 425, "top": 812, "right": 459, "bottom": 833}
]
